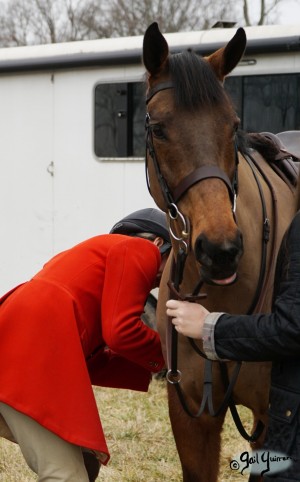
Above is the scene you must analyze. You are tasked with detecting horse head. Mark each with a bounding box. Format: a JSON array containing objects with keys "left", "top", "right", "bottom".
[{"left": 143, "top": 23, "right": 247, "bottom": 285}]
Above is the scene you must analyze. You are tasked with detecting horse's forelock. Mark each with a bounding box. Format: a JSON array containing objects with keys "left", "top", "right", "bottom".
[{"left": 168, "top": 50, "right": 226, "bottom": 110}]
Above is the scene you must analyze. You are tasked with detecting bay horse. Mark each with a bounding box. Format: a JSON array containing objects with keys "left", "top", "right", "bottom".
[{"left": 143, "top": 23, "right": 298, "bottom": 481}]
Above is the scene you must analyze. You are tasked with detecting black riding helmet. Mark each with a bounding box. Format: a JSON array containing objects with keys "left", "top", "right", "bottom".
[{"left": 110, "top": 208, "right": 172, "bottom": 255}]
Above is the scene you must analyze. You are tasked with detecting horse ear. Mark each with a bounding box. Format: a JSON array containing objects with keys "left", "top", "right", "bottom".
[
  {"left": 206, "top": 28, "right": 247, "bottom": 81},
  {"left": 143, "top": 22, "right": 169, "bottom": 76}
]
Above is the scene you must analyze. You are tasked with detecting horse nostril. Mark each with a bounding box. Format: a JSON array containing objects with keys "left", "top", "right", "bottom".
[
  {"left": 194, "top": 232, "right": 243, "bottom": 268},
  {"left": 195, "top": 234, "right": 213, "bottom": 266},
  {"left": 219, "top": 243, "right": 241, "bottom": 264},
  {"left": 194, "top": 235, "right": 202, "bottom": 262}
]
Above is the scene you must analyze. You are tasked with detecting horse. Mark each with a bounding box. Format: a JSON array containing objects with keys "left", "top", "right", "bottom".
[{"left": 143, "top": 23, "right": 298, "bottom": 482}]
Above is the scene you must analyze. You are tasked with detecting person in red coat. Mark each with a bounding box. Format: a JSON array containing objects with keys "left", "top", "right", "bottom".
[{"left": 0, "top": 208, "right": 171, "bottom": 482}]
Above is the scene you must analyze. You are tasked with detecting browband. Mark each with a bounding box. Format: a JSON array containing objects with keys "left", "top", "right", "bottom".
[{"left": 146, "top": 81, "right": 174, "bottom": 104}]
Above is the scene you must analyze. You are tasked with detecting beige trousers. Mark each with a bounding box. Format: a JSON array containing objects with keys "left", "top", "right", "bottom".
[{"left": 0, "top": 402, "right": 90, "bottom": 481}]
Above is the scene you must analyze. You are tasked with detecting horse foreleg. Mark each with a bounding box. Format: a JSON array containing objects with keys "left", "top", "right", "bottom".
[
  {"left": 247, "top": 411, "right": 268, "bottom": 482},
  {"left": 168, "top": 383, "right": 225, "bottom": 482}
]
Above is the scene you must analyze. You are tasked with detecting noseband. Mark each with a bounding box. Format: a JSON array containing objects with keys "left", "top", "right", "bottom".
[{"left": 145, "top": 81, "right": 239, "bottom": 231}]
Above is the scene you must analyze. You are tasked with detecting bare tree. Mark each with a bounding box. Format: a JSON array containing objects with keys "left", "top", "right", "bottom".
[
  {"left": 100, "top": 0, "right": 234, "bottom": 37},
  {"left": 0, "top": 0, "right": 34, "bottom": 46},
  {"left": 0, "top": 0, "right": 241, "bottom": 45},
  {"left": 0, "top": 0, "right": 286, "bottom": 47},
  {"left": 0, "top": 0, "right": 106, "bottom": 46},
  {"left": 243, "top": 0, "right": 284, "bottom": 26}
]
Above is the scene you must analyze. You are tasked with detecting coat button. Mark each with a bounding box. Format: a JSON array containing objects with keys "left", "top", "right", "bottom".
[{"left": 286, "top": 409, "right": 292, "bottom": 417}]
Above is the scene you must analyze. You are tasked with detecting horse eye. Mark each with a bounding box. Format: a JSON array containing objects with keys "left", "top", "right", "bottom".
[{"left": 151, "top": 124, "right": 166, "bottom": 139}]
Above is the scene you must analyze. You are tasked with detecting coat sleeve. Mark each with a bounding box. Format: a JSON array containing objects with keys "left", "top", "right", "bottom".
[
  {"left": 213, "top": 211, "right": 300, "bottom": 362},
  {"left": 101, "top": 238, "right": 165, "bottom": 372}
]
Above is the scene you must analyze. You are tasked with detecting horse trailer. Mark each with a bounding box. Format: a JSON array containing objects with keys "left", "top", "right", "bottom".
[{"left": 0, "top": 24, "right": 299, "bottom": 293}]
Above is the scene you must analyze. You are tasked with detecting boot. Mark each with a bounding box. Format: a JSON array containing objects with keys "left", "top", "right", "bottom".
[{"left": 83, "top": 451, "right": 101, "bottom": 482}]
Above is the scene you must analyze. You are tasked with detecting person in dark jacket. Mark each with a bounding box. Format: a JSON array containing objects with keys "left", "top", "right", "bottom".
[{"left": 166, "top": 208, "right": 300, "bottom": 481}]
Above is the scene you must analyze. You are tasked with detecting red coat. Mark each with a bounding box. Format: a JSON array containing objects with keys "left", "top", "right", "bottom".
[{"left": 0, "top": 235, "right": 165, "bottom": 464}]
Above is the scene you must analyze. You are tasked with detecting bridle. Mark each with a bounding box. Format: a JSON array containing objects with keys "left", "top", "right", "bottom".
[
  {"left": 145, "top": 79, "right": 275, "bottom": 309},
  {"left": 145, "top": 80, "right": 241, "bottom": 307},
  {"left": 145, "top": 82, "right": 239, "bottom": 225},
  {"left": 145, "top": 81, "right": 240, "bottom": 300},
  {"left": 145, "top": 80, "right": 268, "bottom": 442}
]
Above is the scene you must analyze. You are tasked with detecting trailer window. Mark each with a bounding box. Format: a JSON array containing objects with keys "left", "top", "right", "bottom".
[
  {"left": 94, "top": 82, "right": 145, "bottom": 158},
  {"left": 225, "top": 74, "right": 300, "bottom": 133},
  {"left": 95, "top": 74, "right": 300, "bottom": 158}
]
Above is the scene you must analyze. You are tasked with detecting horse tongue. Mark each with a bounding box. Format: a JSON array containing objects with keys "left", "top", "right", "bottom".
[{"left": 212, "top": 273, "right": 237, "bottom": 285}]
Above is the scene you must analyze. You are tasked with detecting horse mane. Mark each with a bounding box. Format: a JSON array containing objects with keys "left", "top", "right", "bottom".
[{"left": 168, "top": 50, "right": 227, "bottom": 110}]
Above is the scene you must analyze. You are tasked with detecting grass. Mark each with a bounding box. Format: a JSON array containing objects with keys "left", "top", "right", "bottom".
[{"left": 0, "top": 378, "right": 253, "bottom": 481}]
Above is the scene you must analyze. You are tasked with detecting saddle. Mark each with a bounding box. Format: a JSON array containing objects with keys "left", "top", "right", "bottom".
[{"left": 260, "top": 131, "right": 300, "bottom": 188}]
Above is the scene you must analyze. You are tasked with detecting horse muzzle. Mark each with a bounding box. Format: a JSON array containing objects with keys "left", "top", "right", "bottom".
[{"left": 194, "top": 231, "right": 244, "bottom": 284}]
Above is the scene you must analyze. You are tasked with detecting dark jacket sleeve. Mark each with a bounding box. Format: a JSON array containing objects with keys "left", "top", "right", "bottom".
[{"left": 214, "top": 211, "right": 300, "bottom": 362}]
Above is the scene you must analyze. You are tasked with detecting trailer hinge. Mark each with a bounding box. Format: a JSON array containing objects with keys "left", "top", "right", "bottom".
[{"left": 47, "top": 161, "right": 54, "bottom": 177}]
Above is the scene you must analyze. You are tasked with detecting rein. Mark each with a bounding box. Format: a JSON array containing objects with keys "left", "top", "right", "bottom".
[
  {"left": 242, "top": 151, "right": 279, "bottom": 314},
  {"left": 145, "top": 81, "right": 273, "bottom": 443},
  {"left": 166, "top": 237, "right": 264, "bottom": 442}
]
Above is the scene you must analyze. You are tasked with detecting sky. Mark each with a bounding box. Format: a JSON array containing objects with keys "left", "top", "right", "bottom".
[
  {"left": 249, "top": 0, "right": 300, "bottom": 25},
  {"left": 277, "top": 0, "right": 300, "bottom": 24}
]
